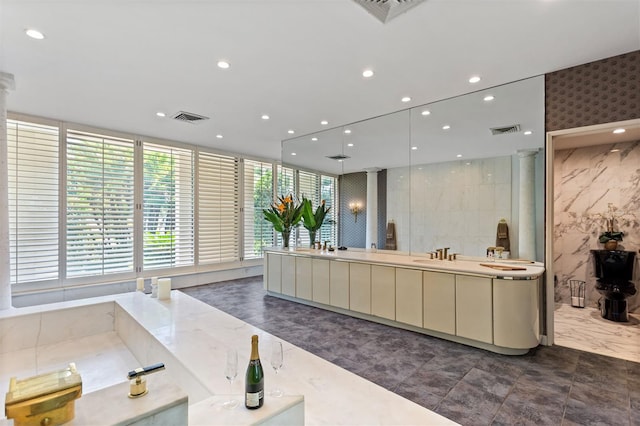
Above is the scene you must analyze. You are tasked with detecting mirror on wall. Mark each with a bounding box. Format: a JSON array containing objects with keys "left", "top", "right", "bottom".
[{"left": 282, "top": 75, "right": 545, "bottom": 257}]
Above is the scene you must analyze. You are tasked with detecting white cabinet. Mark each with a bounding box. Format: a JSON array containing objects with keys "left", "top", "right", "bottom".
[
  {"left": 423, "top": 271, "right": 456, "bottom": 335},
  {"left": 371, "top": 265, "right": 395, "bottom": 320},
  {"left": 266, "top": 253, "right": 282, "bottom": 293},
  {"left": 349, "top": 263, "right": 371, "bottom": 314},
  {"left": 312, "top": 259, "right": 331, "bottom": 305},
  {"left": 330, "top": 260, "right": 350, "bottom": 309},
  {"left": 295, "top": 256, "right": 312, "bottom": 300},
  {"left": 455, "top": 275, "right": 493, "bottom": 344},
  {"left": 281, "top": 255, "right": 296, "bottom": 297},
  {"left": 493, "top": 278, "right": 540, "bottom": 348},
  {"left": 395, "top": 268, "right": 423, "bottom": 327}
]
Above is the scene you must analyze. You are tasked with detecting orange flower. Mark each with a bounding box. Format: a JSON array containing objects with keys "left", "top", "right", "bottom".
[
  {"left": 277, "top": 203, "right": 285, "bottom": 213},
  {"left": 283, "top": 195, "right": 292, "bottom": 204}
]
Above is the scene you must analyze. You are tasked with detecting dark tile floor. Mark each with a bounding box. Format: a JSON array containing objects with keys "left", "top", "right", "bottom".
[{"left": 181, "top": 277, "right": 640, "bottom": 426}]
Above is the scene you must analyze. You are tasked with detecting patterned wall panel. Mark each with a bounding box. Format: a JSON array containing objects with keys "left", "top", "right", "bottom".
[
  {"left": 338, "top": 170, "right": 388, "bottom": 248},
  {"left": 545, "top": 50, "right": 640, "bottom": 131}
]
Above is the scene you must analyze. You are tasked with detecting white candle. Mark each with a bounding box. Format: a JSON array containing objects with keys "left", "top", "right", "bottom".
[
  {"left": 571, "top": 296, "right": 582, "bottom": 307},
  {"left": 158, "top": 278, "right": 171, "bottom": 300},
  {"left": 136, "top": 278, "right": 144, "bottom": 292}
]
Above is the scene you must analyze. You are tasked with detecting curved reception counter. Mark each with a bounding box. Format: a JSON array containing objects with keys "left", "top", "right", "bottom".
[{"left": 264, "top": 248, "right": 545, "bottom": 355}]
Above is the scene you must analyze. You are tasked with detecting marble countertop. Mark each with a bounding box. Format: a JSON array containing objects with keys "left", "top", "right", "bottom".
[{"left": 265, "top": 247, "right": 545, "bottom": 279}]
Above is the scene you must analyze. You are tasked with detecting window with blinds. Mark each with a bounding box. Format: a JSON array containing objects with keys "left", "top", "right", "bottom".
[
  {"left": 198, "top": 151, "right": 240, "bottom": 264},
  {"left": 319, "top": 175, "right": 338, "bottom": 245},
  {"left": 243, "top": 160, "right": 273, "bottom": 259},
  {"left": 66, "top": 129, "right": 135, "bottom": 278},
  {"left": 7, "top": 119, "right": 59, "bottom": 284},
  {"left": 143, "top": 142, "right": 195, "bottom": 269}
]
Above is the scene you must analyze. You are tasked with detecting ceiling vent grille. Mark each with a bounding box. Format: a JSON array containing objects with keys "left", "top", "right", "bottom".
[
  {"left": 171, "top": 111, "right": 210, "bottom": 124},
  {"left": 352, "top": 0, "right": 428, "bottom": 24},
  {"left": 490, "top": 124, "right": 521, "bottom": 135},
  {"left": 327, "top": 154, "right": 351, "bottom": 161}
]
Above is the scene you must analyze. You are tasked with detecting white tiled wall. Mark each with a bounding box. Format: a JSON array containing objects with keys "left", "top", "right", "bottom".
[{"left": 387, "top": 156, "right": 512, "bottom": 256}]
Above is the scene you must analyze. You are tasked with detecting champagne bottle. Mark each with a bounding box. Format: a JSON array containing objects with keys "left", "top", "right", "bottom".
[{"left": 245, "top": 334, "right": 264, "bottom": 409}]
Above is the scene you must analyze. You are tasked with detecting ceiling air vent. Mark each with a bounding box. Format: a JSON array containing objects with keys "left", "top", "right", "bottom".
[
  {"left": 171, "top": 111, "right": 210, "bottom": 124},
  {"left": 490, "top": 124, "right": 521, "bottom": 135},
  {"left": 352, "top": 0, "right": 428, "bottom": 24},
  {"left": 327, "top": 154, "right": 351, "bottom": 161}
]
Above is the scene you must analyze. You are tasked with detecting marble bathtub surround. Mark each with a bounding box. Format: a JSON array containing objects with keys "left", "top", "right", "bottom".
[
  {"left": 553, "top": 140, "right": 640, "bottom": 313},
  {"left": 184, "top": 277, "right": 640, "bottom": 426},
  {"left": 0, "top": 289, "right": 452, "bottom": 425}
]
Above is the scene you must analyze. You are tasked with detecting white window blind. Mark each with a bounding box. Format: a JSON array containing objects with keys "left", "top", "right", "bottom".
[
  {"left": 298, "top": 170, "right": 320, "bottom": 247},
  {"left": 198, "top": 151, "right": 240, "bottom": 264},
  {"left": 66, "top": 129, "right": 134, "bottom": 277},
  {"left": 243, "top": 160, "right": 273, "bottom": 259},
  {"left": 7, "top": 119, "right": 59, "bottom": 284},
  {"left": 143, "top": 142, "right": 194, "bottom": 269},
  {"left": 277, "top": 165, "right": 294, "bottom": 196},
  {"left": 320, "top": 175, "right": 338, "bottom": 246}
]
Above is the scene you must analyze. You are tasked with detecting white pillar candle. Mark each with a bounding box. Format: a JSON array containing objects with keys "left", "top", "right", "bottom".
[
  {"left": 157, "top": 278, "right": 171, "bottom": 300},
  {"left": 151, "top": 277, "right": 159, "bottom": 298},
  {"left": 136, "top": 278, "right": 145, "bottom": 292}
]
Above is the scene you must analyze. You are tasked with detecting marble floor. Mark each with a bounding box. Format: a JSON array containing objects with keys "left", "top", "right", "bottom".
[
  {"left": 554, "top": 303, "right": 640, "bottom": 363},
  {"left": 183, "top": 277, "right": 640, "bottom": 426}
]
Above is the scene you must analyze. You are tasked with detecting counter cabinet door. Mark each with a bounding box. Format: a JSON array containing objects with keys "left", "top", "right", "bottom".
[
  {"left": 329, "top": 260, "right": 350, "bottom": 309},
  {"left": 266, "top": 253, "right": 282, "bottom": 293},
  {"left": 371, "top": 265, "right": 395, "bottom": 320},
  {"left": 312, "top": 258, "right": 331, "bottom": 305},
  {"left": 281, "top": 255, "right": 296, "bottom": 297},
  {"left": 493, "top": 278, "right": 540, "bottom": 349},
  {"left": 455, "top": 275, "right": 493, "bottom": 344},
  {"left": 395, "top": 268, "right": 423, "bottom": 327},
  {"left": 423, "top": 271, "right": 456, "bottom": 335},
  {"left": 295, "top": 256, "right": 313, "bottom": 300},
  {"left": 349, "top": 262, "right": 371, "bottom": 314}
]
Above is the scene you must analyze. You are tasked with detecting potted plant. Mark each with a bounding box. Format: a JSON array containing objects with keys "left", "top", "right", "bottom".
[
  {"left": 300, "top": 197, "right": 331, "bottom": 247},
  {"left": 599, "top": 218, "right": 623, "bottom": 250},
  {"left": 263, "top": 194, "right": 303, "bottom": 248}
]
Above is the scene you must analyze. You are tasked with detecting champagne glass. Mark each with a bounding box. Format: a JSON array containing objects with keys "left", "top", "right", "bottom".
[
  {"left": 223, "top": 348, "right": 239, "bottom": 409},
  {"left": 270, "top": 341, "right": 284, "bottom": 397}
]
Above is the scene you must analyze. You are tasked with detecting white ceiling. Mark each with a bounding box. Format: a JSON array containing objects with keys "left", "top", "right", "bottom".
[{"left": 2, "top": 0, "right": 639, "bottom": 163}]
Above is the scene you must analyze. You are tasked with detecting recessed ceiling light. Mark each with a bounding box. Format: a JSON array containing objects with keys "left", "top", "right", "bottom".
[
  {"left": 321, "top": 120, "right": 328, "bottom": 125},
  {"left": 456, "top": 154, "right": 462, "bottom": 158},
  {"left": 217, "top": 61, "right": 230, "bottom": 69},
  {"left": 524, "top": 130, "right": 533, "bottom": 135},
  {"left": 156, "top": 112, "right": 166, "bottom": 117},
  {"left": 421, "top": 110, "right": 431, "bottom": 116},
  {"left": 442, "top": 125, "right": 451, "bottom": 130},
  {"left": 465, "top": 162, "right": 471, "bottom": 166},
  {"left": 613, "top": 128, "right": 626, "bottom": 134},
  {"left": 411, "top": 146, "right": 418, "bottom": 150},
  {"left": 610, "top": 149, "right": 620, "bottom": 152},
  {"left": 401, "top": 96, "right": 411, "bottom": 103},
  {"left": 468, "top": 76, "right": 481, "bottom": 84},
  {"left": 287, "top": 130, "right": 295, "bottom": 134},
  {"left": 344, "top": 129, "right": 351, "bottom": 134},
  {"left": 362, "top": 69, "right": 374, "bottom": 78},
  {"left": 483, "top": 95, "right": 495, "bottom": 101},
  {"left": 261, "top": 115, "right": 270, "bottom": 120},
  {"left": 216, "top": 134, "right": 223, "bottom": 139},
  {"left": 25, "top": 29, "right": 45, "bottom": 40},
  {"left": 347, "top": 143, "right": 354, "bottom": 147},
  {"left": 291, "top": 152, "right": 297, "bottom": 156},
  {"left": 311, "top": 137, "right": 318, "bottom": 141}
]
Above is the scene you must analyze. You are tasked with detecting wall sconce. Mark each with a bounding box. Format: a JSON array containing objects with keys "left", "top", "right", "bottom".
[{"left": 349, "top": 201, "right": 363, "bottom": 222}]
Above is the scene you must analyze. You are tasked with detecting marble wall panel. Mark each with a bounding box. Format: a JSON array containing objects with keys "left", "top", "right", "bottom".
[
  {"left": 553, "top": 140, "right": 640, "bottom": 313},
  {"left": 388, "top": 156, "right": 512, "bottom": 256}
]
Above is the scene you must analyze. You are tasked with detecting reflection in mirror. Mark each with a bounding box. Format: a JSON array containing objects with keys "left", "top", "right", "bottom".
[{"left": 282, "top": 75, "right": 545, "bottom": 258}]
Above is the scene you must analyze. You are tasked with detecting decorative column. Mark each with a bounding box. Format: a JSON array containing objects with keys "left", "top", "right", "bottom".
[
  {"left": 518, "top": 149, "right": 538, "bottom": 261},
  {"left": 0, "top": 72, "right": 15, "bottom": 310},
  {"left": 365, "top": 168, "right": 381, "bottom": 249}
]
